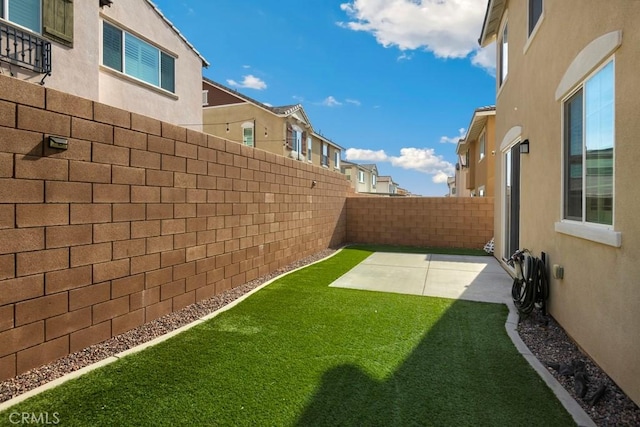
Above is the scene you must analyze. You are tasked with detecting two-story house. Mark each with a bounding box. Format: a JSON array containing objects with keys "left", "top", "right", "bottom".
[
  {"left": 376, "top": 176, "right": 398, "bottom": 196},
  {"left": 0, "top": 0, "right": 208, "bottom": 128},
  {"left": 455, "top": 106, "right": 496, "bottom": 197},
  {"left": 341, "top": 161, "right": 379, "bottom": 194},
  {"left": 202, "top": 78, "right": 343, "bottom": 171},
  {"left": 480, "top": 0, "right": 640, "bottom": 405}
]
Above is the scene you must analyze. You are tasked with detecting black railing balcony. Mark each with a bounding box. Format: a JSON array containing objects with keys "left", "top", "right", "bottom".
[{"left": 0, "top": 21, "right": 51, "bottom": 75}]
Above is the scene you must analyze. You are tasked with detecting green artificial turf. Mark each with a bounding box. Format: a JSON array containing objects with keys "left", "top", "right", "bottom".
[{"left": 0, "top": 248, "right": 573, "bottom": 426}]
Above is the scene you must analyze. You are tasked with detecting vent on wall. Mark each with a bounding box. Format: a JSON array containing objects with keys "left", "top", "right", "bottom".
[{"left": 202, "top": 90, "right": 209, "bottom": 106}]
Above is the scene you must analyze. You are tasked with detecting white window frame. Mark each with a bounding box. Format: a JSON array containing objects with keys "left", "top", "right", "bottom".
[
  {"left": 524, "top": 0, "right": 544, "bottom": 53},
  {"left": 479, "top": 131, "right": 486, "bottom": 161},
  {"left": 307, "top": 136, "right": 312, "bottom": 162},
  {"left": 321, "top": 143, "right": 329, "bottom": 167},
  {"left": 478, "top": 186, "right": 486, "bottom": 197},
  {"left": 372, "top": 174, "right": 377, "bottom": 187},
  {"left": 102, "top": 20, "right": 176, "bottom": 94},
  {"left": 556, "top": 57, "right": 620, "bottom": 247},
  {"left": 334, "top": 150, "right": 340, "bottom": 169},
  {"left": 202, "top": 90, "right": 208, "bottom": 106},
  {"left": 499, "top": 18, "right": 509, "bottom": 88},
  {"left": 1, "top": 0, "right": 41, "bottom": 34},
  {"left": 358, "top": 170, "right": 364, "bottom": 183},
  {"left": 241, "top": 122, "right": 254, "bottom": 147}
]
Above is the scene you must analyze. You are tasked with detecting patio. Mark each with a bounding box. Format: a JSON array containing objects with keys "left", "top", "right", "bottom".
[{"left": 329, "top": 252, "right": 511, "bottom": 303}]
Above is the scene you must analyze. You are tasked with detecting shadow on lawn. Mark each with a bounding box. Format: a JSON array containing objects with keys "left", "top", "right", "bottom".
[{"left": 295, "top": 264, "right": 571, "bottom": 427}]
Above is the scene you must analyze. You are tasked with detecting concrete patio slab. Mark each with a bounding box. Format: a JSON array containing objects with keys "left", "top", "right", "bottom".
[{"left": 330, "top": 252, "right": 512, "bottom": 303}]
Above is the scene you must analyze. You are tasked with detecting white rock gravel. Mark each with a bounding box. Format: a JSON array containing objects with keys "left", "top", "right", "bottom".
[{"left": 1, "top": 249, "right": 639, "bottom": 427}]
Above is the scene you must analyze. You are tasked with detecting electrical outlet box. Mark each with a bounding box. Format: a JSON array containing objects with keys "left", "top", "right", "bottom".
[{"left": 552, "top": 264, "right": 564, "bottom": 279}]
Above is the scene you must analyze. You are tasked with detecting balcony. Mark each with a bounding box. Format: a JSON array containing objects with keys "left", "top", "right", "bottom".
[{"left": 0, "top": 20, "right": 51, "bottom": 76}]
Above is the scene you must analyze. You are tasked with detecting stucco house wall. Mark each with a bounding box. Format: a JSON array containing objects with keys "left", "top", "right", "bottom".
[
  {"left": 0, "top": 0, "right": 206, "bottom": 129},
  {"left": 482, "top": 0, "right": 640, "bottom": 405}
]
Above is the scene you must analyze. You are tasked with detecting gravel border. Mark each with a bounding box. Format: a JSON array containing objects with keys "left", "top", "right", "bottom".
[
  {"left": 1, "top": 248, "right": 639, "bottom": 427},
  {"left": 0, "top": 249, "right": 336, "bottom": 404},
  {"left": 518, "top": 310, "right": 640, "bottom": 426}
]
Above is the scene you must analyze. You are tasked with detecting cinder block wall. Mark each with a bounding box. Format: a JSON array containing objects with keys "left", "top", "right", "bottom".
[
  {"left": 0, "top": 75, "right": 349, "bottom": 381},
  {"left": 346, "top": 197, "right": 494, "bottom": 248}
]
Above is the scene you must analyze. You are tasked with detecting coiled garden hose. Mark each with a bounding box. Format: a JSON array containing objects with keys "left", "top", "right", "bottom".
[{"left": 509, "top": 250, "right": 549, "bottom": 316}]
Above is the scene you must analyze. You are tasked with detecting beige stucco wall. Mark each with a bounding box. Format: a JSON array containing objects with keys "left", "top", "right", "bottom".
[
  {"left": 492, "top": 0, "right": 640, "bottom": 404},
  {"left": 0, "top": 1, "right": 204, "bottom": 129}
]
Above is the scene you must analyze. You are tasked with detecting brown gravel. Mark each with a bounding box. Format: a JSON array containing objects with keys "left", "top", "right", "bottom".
[
  {"left": 2, "top": 248, "right": 639, "bottom": 427},
  {"left": 518, "top": 309, "right": 640, "bottom": 426}
]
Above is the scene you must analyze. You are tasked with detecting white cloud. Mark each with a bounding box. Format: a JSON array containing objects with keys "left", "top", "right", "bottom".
[
  {"left": 440, "top": 127, "right": 466, "bottom": 144},
  {"left": 321, "top": 96, "right": 343, "bottom": 107},
  {"left": 226, "top": 74, "right": 267, "bottom": 90},
  {"left": 345, "top": 148, "right": 388, "bottom": 162},
  {"left": 292, "top": 95, "right": 305, "bottom": 103},
  {"left": 346, "top": 98, "right": 361, "bottom": 106},
  {"left": 346, "top": 147, "right": 454, "bottom": 183},
  {"left": 339, "top": 0, "right": 495, "bottom": 73},
  {"left": 242, "top": 65, "right": 251, "bottom": 69},
  {"left": 471, "top": 44, "right": 496, "bottom": 74},
  {"left": 397, "top": 51, "right": 414, "bottom": 61}
]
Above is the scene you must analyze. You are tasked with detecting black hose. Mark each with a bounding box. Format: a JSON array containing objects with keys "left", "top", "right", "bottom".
[{"left": 511, "top": 253, "right": 549, "bottom": 315}]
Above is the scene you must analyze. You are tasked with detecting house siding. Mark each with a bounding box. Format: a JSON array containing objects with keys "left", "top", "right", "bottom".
[{"left": 491, "top": 0, "right": 640, "bottom": 405}]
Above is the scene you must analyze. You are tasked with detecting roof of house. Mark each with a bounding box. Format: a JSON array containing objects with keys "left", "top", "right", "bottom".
[
  {"left": 457, "top": 105, "right": 496, "bottom": 155},
  {"left": 478, "top": 0, "right": 507, "bottom": 47},
  {"left": 360, "top": 164, "right": 378, "bottom": 173},
  {"left": 146, "top": 0, "right": 209, "bottom": 67}
]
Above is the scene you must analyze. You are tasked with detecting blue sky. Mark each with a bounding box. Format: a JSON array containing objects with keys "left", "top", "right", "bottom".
[{"left": 153, "top": 0, "right": 496, "bottom": 196}]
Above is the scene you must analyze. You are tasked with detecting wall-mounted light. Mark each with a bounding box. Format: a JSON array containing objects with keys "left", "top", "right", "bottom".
[
  {"left": 226, "top": 123, "right": 229, "bottom": 133},
  {"left": 48, "top": 136, "right": 68, "bottom": 150},
  {"left": 520, "top": 139, "right": 530, "bottom": 154}
]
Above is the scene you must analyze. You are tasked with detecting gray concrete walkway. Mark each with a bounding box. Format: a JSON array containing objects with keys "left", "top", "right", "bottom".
[{"left": 329, "top": 252, "right": 512, "bottom": 304}]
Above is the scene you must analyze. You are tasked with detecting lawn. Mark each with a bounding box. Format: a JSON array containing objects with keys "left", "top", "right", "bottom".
[{"left": 0, "top": 247, "right": 573, "bottom": 426}]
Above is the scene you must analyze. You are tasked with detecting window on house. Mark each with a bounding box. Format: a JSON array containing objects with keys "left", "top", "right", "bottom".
[
  {"left": 334, "top": 150, "right": 340, "bottom": 169},
  {"left": 241, "top": 122, "right": 254, "bottom": 147},
  {"left": 202, "top": 90, "right": 208, "bottom": 106},
  {"left": 307, "top": 136, "right": 312, "bottom": 161},
  {"left": 358, "top": 170, "right": 364, "bottom": 183},
  {"left": 479, "top": 186, "right": 486, "bottom": 197},
  {"left": 479, "top": 132, "right": 486, "bottom": 161},
  {"left": 499, "top": 21, "right": 508, "bottom": 86},
  {"left": 1, "top": 0, "right": 73, "bottom": 46},
  {"left": 322, "top": 143, "right": 329, "bottom": 166},
  {"left": 529, "top": 0, "right": 543, "bottom": 36},
  {"left": 563, "top": 60, "right": 614, "bottom": 226},
  {"left": 2, "top": 0, "right": 40, "bottom": 33},
  {"left": 102, "top": 21, "right": 176, "bottom": 93},
  {"left": 372, "top": 174, "right": 377, "bottom": 187}
]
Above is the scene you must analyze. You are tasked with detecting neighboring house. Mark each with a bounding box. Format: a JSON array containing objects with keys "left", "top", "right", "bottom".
[
  {"left": 446, "top": 176, "right": 456, "bottom": 197},
  {"left": 341, "top": 161, "right": 379, "bottom": 193},
  {"left": 0, "top": 0, "right": 208, "bottom": 128},
  {"left": 480, "top": 0, "right": 640, "bottom": 405},
  {"left": 202, "top": 78, "right": 343, "bottom": 171},
  {"left": 377, "top": 176, "right": 398, "bottom": 196},
  {"left": 455, "top": 106, "right": 496, "bottom": 197},
  {"left": 448, "top": 144, "right": 472, "bottom": 198}
]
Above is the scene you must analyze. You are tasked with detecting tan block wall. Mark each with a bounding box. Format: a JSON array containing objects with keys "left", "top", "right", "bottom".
[
  {"left": 0, "top": 75, "right": 349, "bottom": 380},
  {"left": 346, "top": 197, "right": 494, "bottom": 249}
]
